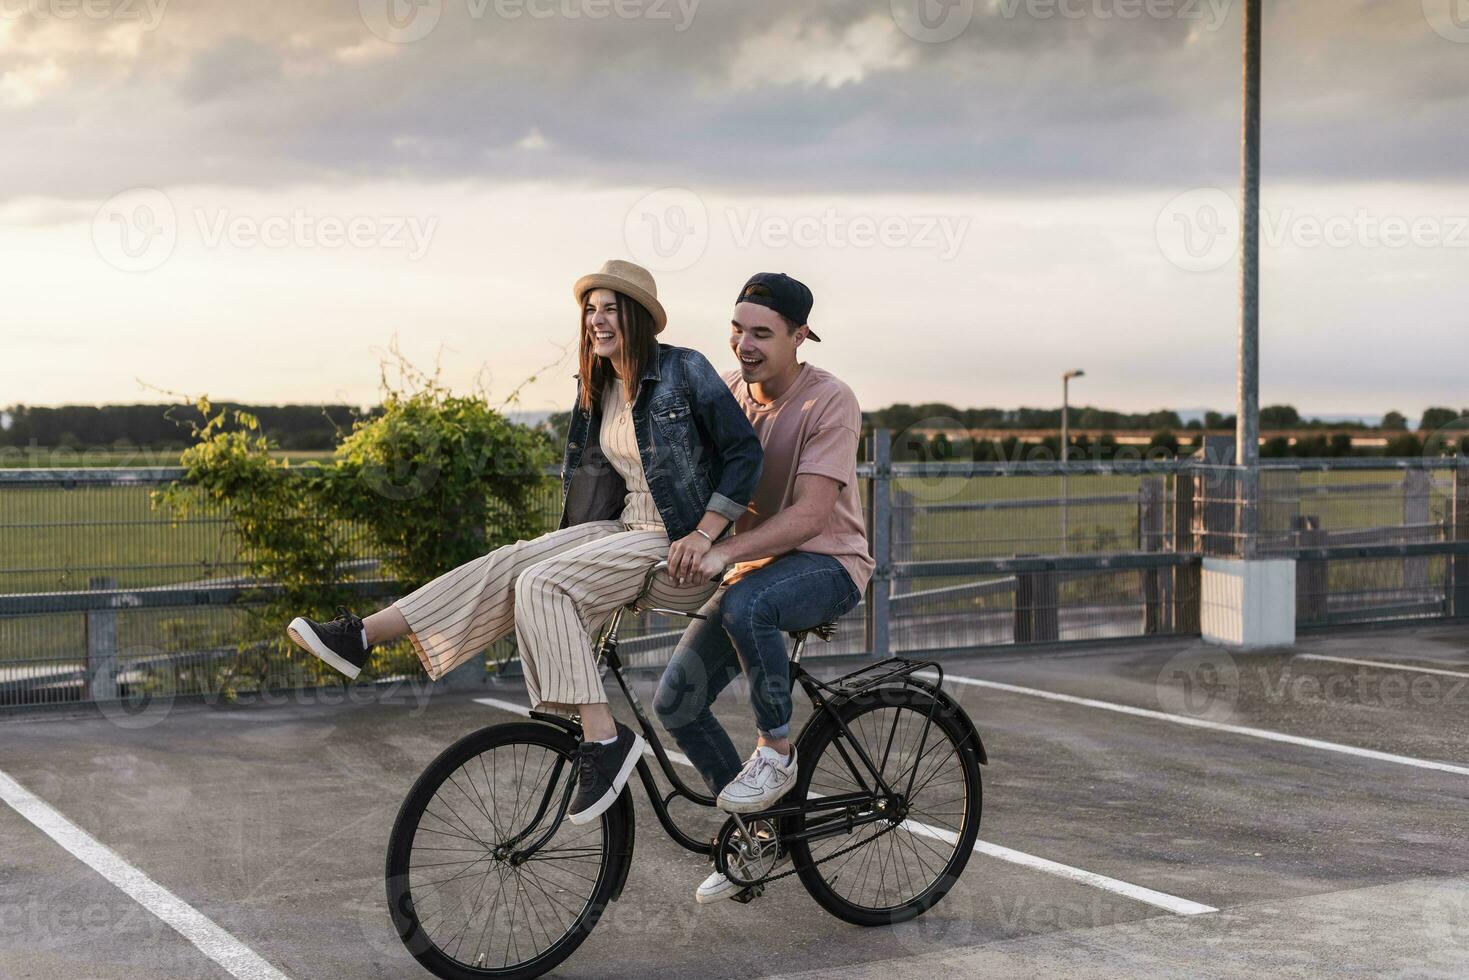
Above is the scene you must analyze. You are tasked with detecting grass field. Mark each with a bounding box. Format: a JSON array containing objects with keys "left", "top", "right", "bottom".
[
  {"left": 0, "top": 448, "right": 339, "bottom": 469},
  {"left": 1, "top": 467, "right": 1458, "bottom": 669}
]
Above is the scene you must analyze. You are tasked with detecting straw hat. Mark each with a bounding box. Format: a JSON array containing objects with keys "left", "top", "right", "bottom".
[{"left": 573, "top": 259, "right": 667, "bottom": 334}]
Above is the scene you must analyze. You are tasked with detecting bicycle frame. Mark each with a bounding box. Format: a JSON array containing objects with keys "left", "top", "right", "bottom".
[{"left": 507, "top": 560, "right": 979, "bottom": 865}]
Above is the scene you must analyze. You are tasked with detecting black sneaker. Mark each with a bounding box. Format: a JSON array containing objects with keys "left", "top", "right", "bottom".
[
  {"left": 566, "top": 723, "right": 644, "bottom": 826},
  {"left": 286, "top": 606, "right": 372, "bottom": 679}
]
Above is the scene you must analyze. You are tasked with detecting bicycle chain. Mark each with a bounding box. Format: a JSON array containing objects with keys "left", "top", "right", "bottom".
[{"left": 727, "top": 815, "right": 905, "bottom": 890}]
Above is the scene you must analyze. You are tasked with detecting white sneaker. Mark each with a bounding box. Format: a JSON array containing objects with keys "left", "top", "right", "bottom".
[
  {"left": 716, "top": 746, "right": 798, "bottom": 814},
  {"left": 696, "top": 821, "right": 788, "bottom": 904}
]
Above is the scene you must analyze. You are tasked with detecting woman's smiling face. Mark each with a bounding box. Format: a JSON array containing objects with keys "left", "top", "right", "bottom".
[{"left": 585, "top": 288, "right": 622, "bottom": 363}]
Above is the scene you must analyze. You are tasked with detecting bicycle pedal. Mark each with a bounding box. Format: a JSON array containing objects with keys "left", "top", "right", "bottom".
[{"left": 730, "top": 884, "right": 764, "bottom": 904}]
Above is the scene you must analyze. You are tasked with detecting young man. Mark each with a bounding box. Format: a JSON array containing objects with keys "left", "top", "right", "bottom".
[{"left": 653, "top": 272, "right": 874, "bottom": 902}]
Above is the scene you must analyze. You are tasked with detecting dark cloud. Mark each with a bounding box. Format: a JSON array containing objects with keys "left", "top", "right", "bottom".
[{"left": 1, "top": 0, "right": 1464, "bottom": 203}]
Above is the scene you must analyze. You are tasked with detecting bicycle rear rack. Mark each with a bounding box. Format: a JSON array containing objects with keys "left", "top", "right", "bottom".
[{"left": 805, "top": 657, "right": 943, "bottom": 706}]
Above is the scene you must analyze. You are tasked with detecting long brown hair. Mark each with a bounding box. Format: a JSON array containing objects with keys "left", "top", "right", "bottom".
[{"left": 576, "top": 289, "right": 659, "bottom": 413}]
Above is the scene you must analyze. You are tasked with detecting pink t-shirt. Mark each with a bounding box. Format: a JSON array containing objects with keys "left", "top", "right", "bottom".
[{"left": 720, "top": 362, "right": 875, "bottom": 596}]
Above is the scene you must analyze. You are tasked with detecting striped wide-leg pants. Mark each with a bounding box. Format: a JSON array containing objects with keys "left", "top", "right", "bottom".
[{"left": 391, "top": 520, "right": 718, "bottom": 711}]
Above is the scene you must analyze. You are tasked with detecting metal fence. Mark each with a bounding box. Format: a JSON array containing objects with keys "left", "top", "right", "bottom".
[{"left": 3, "top": 435, "right": 1466, "bottom": 709}]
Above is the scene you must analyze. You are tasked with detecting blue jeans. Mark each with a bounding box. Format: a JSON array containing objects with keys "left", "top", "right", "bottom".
[{"left": 653, "top": 552, "right": 862, "bottom": 795}]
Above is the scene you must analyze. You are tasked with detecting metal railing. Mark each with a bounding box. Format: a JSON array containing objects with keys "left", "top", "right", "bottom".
[{"left": 3, "top": 435, "right": 1466, "bottom": 709}]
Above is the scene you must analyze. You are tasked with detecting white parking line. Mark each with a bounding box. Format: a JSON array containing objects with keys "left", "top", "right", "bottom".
[
  {"left": 473, "top": 696, "right": 1217, "bottom": 916},
  {"left": 924, "top": 672, "right": 1469, "bottom": 777},
  {"left": 0, "top": 767, "right": 290, "bottom": 980},
  {"left": 1296, "top": 653, "right": 1469, "bottom": 679}
]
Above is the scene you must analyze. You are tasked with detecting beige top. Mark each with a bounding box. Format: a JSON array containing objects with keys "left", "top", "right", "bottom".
[
  {"left": 600, "top": 378, "right": 666, "bottom": 533},
  {"left": 720, "top": 362, "right": 874, "bottom": 595}
]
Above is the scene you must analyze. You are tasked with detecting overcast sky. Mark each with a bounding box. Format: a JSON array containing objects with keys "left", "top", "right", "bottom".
[{"left": 3, "top": 0, "right": 1466, "bottom": 421}]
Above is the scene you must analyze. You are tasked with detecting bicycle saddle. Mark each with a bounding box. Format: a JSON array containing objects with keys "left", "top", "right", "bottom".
[{"left": 787, "top": 621, "right": 838, "bottom": 643}]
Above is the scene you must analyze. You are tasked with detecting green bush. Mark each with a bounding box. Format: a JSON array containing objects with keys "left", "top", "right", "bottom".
[{"left": 152, "top": 357, "right": 558, "bottom": 685}]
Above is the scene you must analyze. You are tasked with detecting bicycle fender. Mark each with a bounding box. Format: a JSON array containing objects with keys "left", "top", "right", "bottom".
[
  {"left": 529, "top": 710, "right": 582, "bottom": 735},
  {"left": 905, "top": 678, "right": 988, "bottom": 765},
  {"left": 608, "top": 789, "right": 636, "bottom": 903}
]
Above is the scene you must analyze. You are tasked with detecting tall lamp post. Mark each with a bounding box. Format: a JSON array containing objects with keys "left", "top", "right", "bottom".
[
  {"left": 1061, "top": 368, "right": 1085, "bottom": 553},
  {"left": 1237, "top": 0, "right": 1262, "bottom": 558}
]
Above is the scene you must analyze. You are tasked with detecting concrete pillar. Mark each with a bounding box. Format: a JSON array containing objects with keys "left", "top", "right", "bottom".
[{"left": 1201, "top": 557, "right": 1296, "bottom": 650}]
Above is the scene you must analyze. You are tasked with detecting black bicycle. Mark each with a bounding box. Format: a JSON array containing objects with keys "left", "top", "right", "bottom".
[{"left": 385, "top": 560, "right": 988, "bottom": 979}]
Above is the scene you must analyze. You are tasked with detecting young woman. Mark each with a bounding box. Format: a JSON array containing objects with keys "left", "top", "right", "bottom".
[{"left": 286, "top": 259, "right": 762, "bottom": 824}]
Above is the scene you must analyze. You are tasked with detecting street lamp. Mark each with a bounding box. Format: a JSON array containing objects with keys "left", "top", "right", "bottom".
[{"left": 1061, "top": 368, "right": 1085, "bottom": 553}]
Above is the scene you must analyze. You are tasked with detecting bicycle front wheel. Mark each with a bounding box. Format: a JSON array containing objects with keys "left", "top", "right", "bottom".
[
  {"left": 789, "top": 686, "right": 982, "bottom": 926},
  {"left": 385, "top": 722, "right": 630, "bottom": 980}
]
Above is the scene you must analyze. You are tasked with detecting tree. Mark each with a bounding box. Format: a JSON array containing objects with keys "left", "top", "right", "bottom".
[
  {"left": 1261, "top": 436, "right": 1292, "bottom": 458},
  {"left": 1420, "top": 407, "right": 1459, "bottom": 433},
  {"left": 1381, "top": 410, "right": 1407, "bottom": 431},
  {"left": 1260, "top": 404, "right": 1300, "bottom": 428},
  {"left": 1148, "top": 430, "right": 1179, "bottom": 457},
  {"left": 1383, "top": 432, "right": 1421, "bottom": 457}
]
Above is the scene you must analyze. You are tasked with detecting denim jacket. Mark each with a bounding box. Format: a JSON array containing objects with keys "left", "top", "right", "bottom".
[{"left": 558, "top": 343, "right": 763, "bottom": 543}]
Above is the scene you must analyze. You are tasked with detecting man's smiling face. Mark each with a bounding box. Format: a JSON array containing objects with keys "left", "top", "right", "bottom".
[{"left": 730, "top": 300, "right": 805, "bottom": 383}]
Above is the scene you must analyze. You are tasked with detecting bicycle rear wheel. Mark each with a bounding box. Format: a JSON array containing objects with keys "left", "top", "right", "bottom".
[
  {"left": 385, "top": 722, "right": 630, "bottom": 980},
  {"left": 789, "top": 686, "right": 982, "bottom": 926}
]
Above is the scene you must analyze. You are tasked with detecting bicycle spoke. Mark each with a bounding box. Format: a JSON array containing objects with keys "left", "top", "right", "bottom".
[
  {"left": 801, "top": 699, "right": 974, "bottom": 912},
  {"left": 401, "top": 736, "right": 609, "bottom": 975}
]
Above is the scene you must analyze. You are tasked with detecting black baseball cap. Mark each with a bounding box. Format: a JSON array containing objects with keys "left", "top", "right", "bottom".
[{"left": 736, "top": 272, "right": 820, "bottom": 342}]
